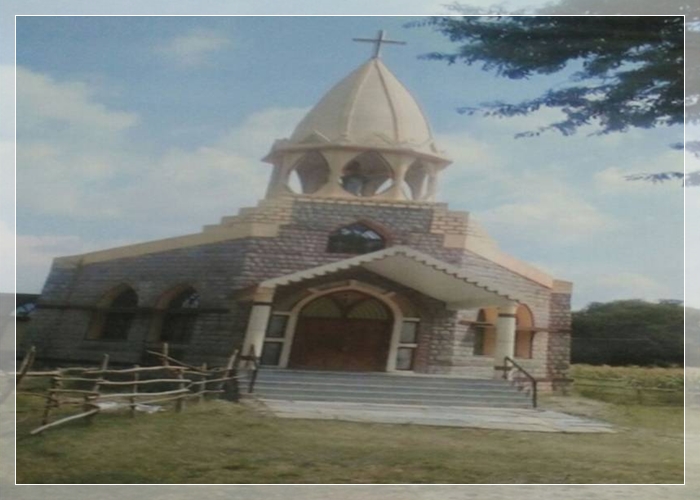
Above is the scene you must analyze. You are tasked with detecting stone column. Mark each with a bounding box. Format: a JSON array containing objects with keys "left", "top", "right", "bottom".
[
  {"left": 242, "top": 286, "right": 275, "bottom": 362},
  {"left": 316, "top": 149, "right": 358, "bottom": 198},
  {"left": 547, "top": 280, "right": 574, "bottom": 387},
  {"left": 425, "top": 166, "right": 438, "bottom": 201},
  {"left": 380, "top": 155, "right": 413, "bottom": 201},
  {"left": 493, "top": 303, "right": 518, "bottom": 379}
]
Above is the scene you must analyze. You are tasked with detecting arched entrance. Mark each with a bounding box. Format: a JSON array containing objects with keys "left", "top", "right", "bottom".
[{"left": 288, "top": 290, "right": 393, "bottom": 371}]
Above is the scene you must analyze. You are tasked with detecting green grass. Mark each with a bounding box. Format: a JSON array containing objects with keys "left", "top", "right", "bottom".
[
  {"left": 15, "top": 395, "right": 683, "bottom": 484},
  {"left": 570, "top": 364, "right": 684, "bottom": 388},
  {"left": 570, "top": 364, "right": 684, "bottom": 405}
]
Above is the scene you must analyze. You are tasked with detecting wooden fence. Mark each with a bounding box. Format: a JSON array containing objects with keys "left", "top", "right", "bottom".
[
  {"left": 15, "top": 344, "right": 239, "bottom": 435},
  {"left": 573, "top": 377, "right": 684, "bottom": 405}
]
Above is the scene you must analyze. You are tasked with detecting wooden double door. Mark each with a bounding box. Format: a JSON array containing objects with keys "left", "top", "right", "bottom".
[{"left": 288, "top": 290, "right": 393, "bottom": 372}]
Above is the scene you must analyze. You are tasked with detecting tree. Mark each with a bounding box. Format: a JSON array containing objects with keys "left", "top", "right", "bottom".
[
  {"left": 417, "top": 14, "right": 696, "bottom": 184},
  {"left": 571, "top": 300, "right": 683, "bottom": 366},
  {"left": 421, "top": 16, "right": 683, "bottom": 136}
]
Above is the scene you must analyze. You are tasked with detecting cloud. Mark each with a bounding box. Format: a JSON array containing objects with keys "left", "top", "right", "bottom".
[
  {"left": 16, "top": 233, "right": 134, "bottom": 293},
  {"left": 591, "top": 272, "right": 674, "bottom": 302},
  {"left": 16, "top": 66, "right": 138, "bottom": 132},
  {"left": 155, "top": 29, "right": 230, "bottom": 67},
  {"left": 16, "top": 65, "right": 142, "bottom": 217},
  {"left": 16, "top": 65, "right": 308, "bottom": 226},
  {"left": 479, "top": 107, "right": 571, "bottom": 136},
  {"left": 0, "top": 65, "right": 14, "bottom": 140},
  {"left": 15, "top": 66, "right": 313, "bottom": 291},
  {"left": 594, "top": 149, "right": 684, "bottom": 193},
  {"left": 434, "top": 131, "right": 500, "bottom": 174},
  {"left": 476, "top": 169, "right": 616, "bottom": 243},
  {"left": 102, "top": 105, "right": 309, "bottom": 231}
]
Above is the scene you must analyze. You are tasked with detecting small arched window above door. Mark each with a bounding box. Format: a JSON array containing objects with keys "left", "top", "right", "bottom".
[{"left": 326, "top": 222, "right": 386, "bottom": 254}]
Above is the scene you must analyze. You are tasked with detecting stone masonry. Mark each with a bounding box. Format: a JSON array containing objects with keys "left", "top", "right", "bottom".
[{"left": 25, "top": 196, "right": 572, "bottom": 382}]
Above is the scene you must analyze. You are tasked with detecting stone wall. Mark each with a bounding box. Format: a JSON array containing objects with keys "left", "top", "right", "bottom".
[{"left": 547, "top": 290, "right": 573, "bottom": 382}]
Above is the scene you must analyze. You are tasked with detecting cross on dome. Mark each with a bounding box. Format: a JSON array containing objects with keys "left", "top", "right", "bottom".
[{"left": 352, "top": 30, "right": 406, "bottom": 58}]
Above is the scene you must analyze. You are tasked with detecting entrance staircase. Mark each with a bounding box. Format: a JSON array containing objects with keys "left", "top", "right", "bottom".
[{"left": 241, "top": 368, "right": 533, "bottom": 408}]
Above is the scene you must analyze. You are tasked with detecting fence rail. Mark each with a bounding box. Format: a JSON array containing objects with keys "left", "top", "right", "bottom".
[
  {"left": 15, "top": 344, "right": 240, "bottom": 435},
  {"left": 572, "top": 376, "right": 684, "bottom": 405}
]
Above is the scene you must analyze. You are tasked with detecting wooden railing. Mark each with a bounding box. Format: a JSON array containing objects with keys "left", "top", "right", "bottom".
[
  {"left": 503, "top": 356, "right": 538, "bottom": 408},
  {"left": 15, "top": 344, "right": 239, "bottom": 435},
  {"left": 237, "top": 345, "right": 261, "bottom": 394}
]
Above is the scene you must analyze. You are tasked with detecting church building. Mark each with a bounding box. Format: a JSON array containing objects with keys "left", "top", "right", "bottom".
[{"left": 25, "top": 33, "right": 572, "bottom": 386}]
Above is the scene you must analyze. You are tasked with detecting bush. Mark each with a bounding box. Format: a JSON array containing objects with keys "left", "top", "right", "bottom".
[{"left": 572, "top": 300, "right": 683, "bottom": 366}]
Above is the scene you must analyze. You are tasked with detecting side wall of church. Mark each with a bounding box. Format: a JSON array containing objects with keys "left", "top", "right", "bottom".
[
  {"left": 546, "top": 290, "right": 573, "bottom": 386},
  {"left": 25, "top": 240, "right": 253, "bottom": 366}
]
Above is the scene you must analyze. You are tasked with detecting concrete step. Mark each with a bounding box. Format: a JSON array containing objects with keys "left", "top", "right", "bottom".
[
  {"left": 252, "top": 380, "right": 524, "bottom": 395},
  {"left": 240, "top": 369, "right": 534, "bottom": 408},
  {"left": 258, "top": 395, "right": 532, "bottom": 408},
  {"left": 247, "top": 369, "right": 507, "bottom": 386},
  {"left": 252, "top": 388, "right": 531, "bottom": 405}
]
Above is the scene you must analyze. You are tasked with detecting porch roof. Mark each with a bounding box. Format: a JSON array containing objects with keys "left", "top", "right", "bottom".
[{"left": 260, "top": 246, "right": 520, "bottom": 309}]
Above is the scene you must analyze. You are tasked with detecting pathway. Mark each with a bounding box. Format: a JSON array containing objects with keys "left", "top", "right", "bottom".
[{"left": 257, "top": 399, "right": 616, "bottom": 433}]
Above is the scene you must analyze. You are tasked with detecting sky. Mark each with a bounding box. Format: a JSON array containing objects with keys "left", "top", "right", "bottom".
[{"left": 2, "top": 10, "right": 690, "bottom": 311}]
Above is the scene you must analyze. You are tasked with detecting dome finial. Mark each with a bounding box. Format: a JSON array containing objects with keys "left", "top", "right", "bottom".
[{"left": 352, "top": 30, "right": 406, "bottom": 59}]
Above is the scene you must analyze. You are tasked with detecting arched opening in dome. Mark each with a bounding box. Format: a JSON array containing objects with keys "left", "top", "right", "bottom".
[
  {"left": 404, "top": 161, "right": 429, "bottom": 200},
  {"left": 339, "top": 152, "right": 393, "bottom": 197},
  {"left": 287, "top": 152, "right": 330, "bottom": 195}
]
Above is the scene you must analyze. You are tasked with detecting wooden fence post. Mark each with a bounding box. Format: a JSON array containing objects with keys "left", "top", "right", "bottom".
[
  {"left": 86, "top": 354, "right": 109, "bottom": 425},
  {"left": 16, "top": 346, "right": 36, "bottom": 387},
  {"left": 222, "top": 349, "right": 239, "bottom": 402},
  {"left": 198, "top": 362, "right": 207, "bottom": 404},
  {"left": 162, "top": 343, "right": 169, "bottom": 367},
  {"left": 130, "top": 365, "right": 139, "bottom": 418},
  {"left": 175, "top": 370, "right": 186, "bottom": 413},
  {"left": 41, "top": 373, "right": 61, "bottom": 426}
]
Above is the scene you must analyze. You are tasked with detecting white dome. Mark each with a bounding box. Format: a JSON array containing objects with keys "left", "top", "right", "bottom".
[{"left": 287, "top": 58, "right": 442, "bottom": 157}]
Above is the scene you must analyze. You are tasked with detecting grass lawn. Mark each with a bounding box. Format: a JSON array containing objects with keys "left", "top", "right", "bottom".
[{"left": 15, "top": 394, "right": 683, "bottom": 484}]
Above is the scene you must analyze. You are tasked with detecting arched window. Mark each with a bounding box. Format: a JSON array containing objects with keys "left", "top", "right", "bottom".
[
  {"left": 88, "top": 286, "right": 138, "bottom": 341},
  {"left": 159, "top": 287, "right": 199, "bottom": 343},
  {"left": 327, "top": 222, "right": 386, "bottom": 254},
  {"left": 472, "top": 305, "right": 535, "bottom": 358}
]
